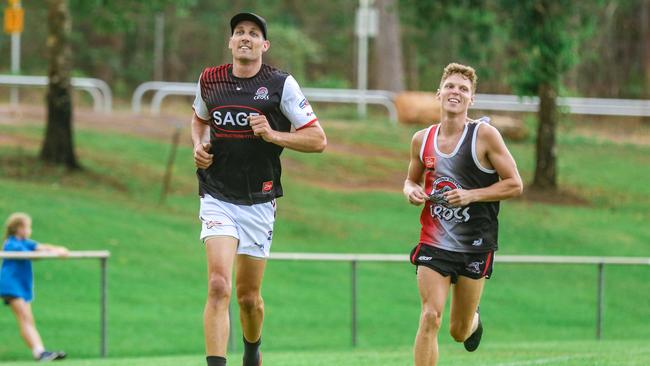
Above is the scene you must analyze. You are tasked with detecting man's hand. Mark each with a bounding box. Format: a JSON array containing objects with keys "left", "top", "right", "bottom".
[
  {"left": 194, "top": 142, "right": 213, "bottom": 169},
  {"left": 405, "top": 185, "right": 428, "bottom": 206},
  {"left": 443, "top": 188, "right": 475, "bottom": 207},
  {"left": 250, "top": 115, "right": 276, "bottom": 143}
]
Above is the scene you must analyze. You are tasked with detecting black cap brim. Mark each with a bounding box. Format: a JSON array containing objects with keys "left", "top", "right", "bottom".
[{"left": 230, "top": 12, "right": 267, "bottom": 40}]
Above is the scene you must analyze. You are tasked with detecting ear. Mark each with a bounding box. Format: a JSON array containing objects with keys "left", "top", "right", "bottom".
[
  {"left": 470, "top": 95, "right": 475, "bottom": 105},
  {"left": 228, "top": 36, "right": 234, "bottom": 51},
  {"left": 435, "top": 89, "right": 440, "bottom": 100},
  {"left": 262, "top": 40, "right": 270, "bottom": 53}
]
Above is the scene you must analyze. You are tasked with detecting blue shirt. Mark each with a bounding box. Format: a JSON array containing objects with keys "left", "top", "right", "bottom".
[{"left": 0, "top": 236, "right": 38, "bottom": 302}]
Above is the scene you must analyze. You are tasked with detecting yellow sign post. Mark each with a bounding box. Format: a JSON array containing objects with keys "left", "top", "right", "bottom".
[{"left": 4, "top": 6, "right": 24, "bottom": 33}]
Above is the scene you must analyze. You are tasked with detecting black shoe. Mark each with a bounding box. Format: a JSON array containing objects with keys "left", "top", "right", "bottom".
[
  {"left": 463, "top": 313, "right": 483, "bottom": 352},
  {"left": 36, "top": 350, "right": 66, "bottom": 362}
]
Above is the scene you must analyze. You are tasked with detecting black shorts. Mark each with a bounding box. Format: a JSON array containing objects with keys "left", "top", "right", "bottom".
[
  {"left": 1, "top": 295, "right": 18, "bottom": 305},
  {"left": 410, "top": 243, "right": 494, "bottom": 284}
]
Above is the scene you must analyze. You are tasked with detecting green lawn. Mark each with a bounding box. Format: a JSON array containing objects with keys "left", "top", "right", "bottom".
[
  {"left": 1, "top": 340, "right": 649, "bottom": 365},
  {"left": 0, "top": 118, "right": 648, "bottom": 362}
]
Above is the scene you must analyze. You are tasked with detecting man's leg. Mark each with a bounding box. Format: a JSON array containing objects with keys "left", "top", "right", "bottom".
[
  {"left": 449, "top": 276, "right": 485, "bottom": 343},
  {"left": 414, "top": 267, "right": 451, "bottom": 366},
  {"left": 8, "top": 298, "right": 45, "bottom": 359},
  {"left": 204, "top": 236, "right": 239, "bottom": 364},
  {"left": 236, "top": 254, "right": 267, "bottom": 366}
]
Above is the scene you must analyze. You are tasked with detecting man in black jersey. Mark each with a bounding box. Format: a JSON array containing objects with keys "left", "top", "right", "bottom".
[{"left": 191, "top": 12, "right": 326, "bottom": 366}]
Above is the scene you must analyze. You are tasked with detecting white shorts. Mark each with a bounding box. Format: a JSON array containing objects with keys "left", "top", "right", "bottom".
[{"left": 199, "top": 194, "right": 276, "bottom": 259}]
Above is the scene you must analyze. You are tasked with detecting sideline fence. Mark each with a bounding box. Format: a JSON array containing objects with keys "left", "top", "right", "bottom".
[
  {"left": 268, "top": 253, "right": 650, "bottom": 346},
  {"left": 0, "top": 250, "right": 110, "bottom": 357}
]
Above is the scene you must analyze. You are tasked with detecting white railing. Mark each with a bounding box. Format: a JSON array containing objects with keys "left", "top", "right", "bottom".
[
  {"left": 0, "top": 75, "right": 112, "bottom": 113},
  {"left": 132, "top": 81, "right": 650, "bottom": 122},
  {"left": 0, "top": 251, "right": 110, "bottom": 357},
  {"left": 268, "top": 253, "right": 650, "bottom": 346},
  {"left": 130, "top": 81, "right": 399, "bottom": 123}
]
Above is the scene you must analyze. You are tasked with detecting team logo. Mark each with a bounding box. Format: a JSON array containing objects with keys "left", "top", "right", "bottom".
[
  {"left": 262, "top": 181, "right": 273, "bottom": 192},
  {"left": 418, "top": 256, "right": 432, "bottom": 261},
  {"left": 299, "top": 98, "right": 309, "bottom": 109},
  {"left": 205, "top": 220, "right": 222, "bottom": 229},
  {"left": 429, "top": 176, "right": 471, "bottom": 223},
  {"left": 424, "top": 156, "right": 436, "bottom": 169},
  {"left": 254, "top": 86, "right": 269, "bottom": 100},
  {"left": 472, "top": 238, "right": 483, "bottom": 246},
  {"left": 466, "top": 261, "right": 484, "bottom": 274}
]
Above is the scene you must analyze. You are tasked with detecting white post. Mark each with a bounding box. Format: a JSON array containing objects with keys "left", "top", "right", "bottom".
[
  {"left": 154, "top": 12, "right": 165, "bottom": 81},
  {"left": 9, "top": 1, "right": 22, "bottom": 109},
  {"left": 356, "top": 0, "right": 370, "bottom": 119}
]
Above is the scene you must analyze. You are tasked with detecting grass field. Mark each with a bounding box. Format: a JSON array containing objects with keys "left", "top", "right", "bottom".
[
  {"left": 0, "top": 114, "right": 648, "bottom": 363},
  {"left": 1, "top": 340, "right": 649, "bottom": 365}
]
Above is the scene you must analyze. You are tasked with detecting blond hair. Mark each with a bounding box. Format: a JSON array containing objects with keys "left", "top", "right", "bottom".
[
  {"left": 439, "top": 63, "right": 478, "bottom": 94},
  {"left": 4, "top": 212, "right": 31, "bottom": 241}
]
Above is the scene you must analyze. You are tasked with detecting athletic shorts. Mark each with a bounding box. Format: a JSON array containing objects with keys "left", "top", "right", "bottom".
[
  {"left": 199, "top": 194, "right": 276, "bottom": 259},
  {"left": 409, "top": 243, "right": 494, "bottom": 284},
  {"left": 1, "top": 295, "right": 18, "bottom": 305}
]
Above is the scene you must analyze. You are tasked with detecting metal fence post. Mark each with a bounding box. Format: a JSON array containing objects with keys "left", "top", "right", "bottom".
[
  {"left": 100, "top": 257, "right": 108, "bottom": 357},
  {"left": 596, "top": 263, "right": 605, "bottom": 340},
  {"left": 351, "top": 260, "right": 357, "bottom": 347}
]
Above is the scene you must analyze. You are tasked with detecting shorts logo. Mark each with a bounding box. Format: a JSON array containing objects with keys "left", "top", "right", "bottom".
[
  {"left": 205, "top": 221, "right": 222, "bottom": 229},
  {"left": 299, "top": 98, "right": 309, "bottom": 109},
  {"left": 424, "top": 156, "right": 435, "bottom": 169},
  {"left": 472, "top": 238, "right": 483, "bottom": 246},
  {"left": 466, "top": 261, "right": 484, "bottom": 274},
  {"left": 418, "top": 255, "right": 433, "bottom": 261},
  {"left": 254, "top": 87, "right": 269, "bottom": 100},
  {"left": 262, "top": 181, "right": 273, "bottom": 192}
]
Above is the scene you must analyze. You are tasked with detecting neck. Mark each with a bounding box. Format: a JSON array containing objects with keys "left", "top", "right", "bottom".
[
  {"left": 439, "top": 111, "right": 468, "bottom": 135},
  {"left": 232, "top": 59, "right": 262, "bottom": 78}
]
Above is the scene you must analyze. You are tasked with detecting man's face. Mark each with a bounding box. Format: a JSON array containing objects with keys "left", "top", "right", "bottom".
[
  {"left": 437, "top": 73, "right": 474, "bottom": 114},
  {"left": 228, "top": 20, "right": 269, "bottom": 62}
]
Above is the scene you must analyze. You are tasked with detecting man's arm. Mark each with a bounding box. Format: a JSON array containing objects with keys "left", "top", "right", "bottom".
[
  {"left": 250, "top": 116, "right": 326, "bottom": 153},
  {"left": 191, "top": 113, "right": 213, "bottom": 169},
  {"left": 443, "top": 124, "right": 523, "bottom": 207},
  {"left": 403, "top": 129, "right": 428, "bottom": 206}
]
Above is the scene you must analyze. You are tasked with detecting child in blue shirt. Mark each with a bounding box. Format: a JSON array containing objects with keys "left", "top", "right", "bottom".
[{"left": 0, "top": 212, "right": 69, "bottom": 362}]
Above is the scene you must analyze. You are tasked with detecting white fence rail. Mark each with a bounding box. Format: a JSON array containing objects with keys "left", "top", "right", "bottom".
[
  {"left": 131, "top": 81, "right": 650, "bottom": 123},
  {"left": 0, "top": 251, "right": 110, "bottom": 357},
  {"left": 269, "top": 253, "right": 650, "bottom": 346},
  {"left": 0, "top": 75, "right": 112, "bottom": 113}
]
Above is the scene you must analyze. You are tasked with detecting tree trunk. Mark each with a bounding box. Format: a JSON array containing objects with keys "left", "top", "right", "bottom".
[
  {"left": 642, "top": 0, "right": 650, "bottom": 98},
  {"left": 372, "top": 0, "right": 405, "bottom": 92},
  {"left": 532, "top": 82, "right": 557, "bottom": 190},
  {"left": 41, "top": 0, "right": 79, "bottom": 169}
]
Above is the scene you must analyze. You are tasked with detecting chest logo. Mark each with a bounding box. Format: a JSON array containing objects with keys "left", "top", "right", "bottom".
[
  {"left": 254, "top": 87, "right": 269, "bottom": 100},
  {"left": 210, "top": 105, "right": 262, "bottom": 136}
]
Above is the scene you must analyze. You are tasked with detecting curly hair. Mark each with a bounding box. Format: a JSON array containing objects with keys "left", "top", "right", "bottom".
[{"left": 439, "top": 63, "right": 478, "bottom": 93}]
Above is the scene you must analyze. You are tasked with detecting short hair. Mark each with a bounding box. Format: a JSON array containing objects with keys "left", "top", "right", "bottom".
[
  {"left": 4, "top": 212, "right": 31, "bottom": 240},
  {"left": 439, "top": 63, "right": 477, "bottom": 94}
]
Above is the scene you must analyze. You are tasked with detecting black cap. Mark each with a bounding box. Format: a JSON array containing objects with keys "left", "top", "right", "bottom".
[{"left": 230, "top": 12, "right": 267, "bottom": 39}]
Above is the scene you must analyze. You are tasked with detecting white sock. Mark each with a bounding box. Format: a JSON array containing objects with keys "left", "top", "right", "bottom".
[{"left": 32, "top": 346, "right": 45, "bottom": 359}]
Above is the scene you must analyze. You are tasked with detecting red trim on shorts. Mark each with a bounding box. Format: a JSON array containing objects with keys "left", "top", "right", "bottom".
[
  {"left": 482, "top": 251, "right": 493, "bottom": 277},
  {"left": 296, "top": 118, "right": 318, "bottom": 130},
  {"left": 411, "top": 243, "right": 423, "bottom": 263}
]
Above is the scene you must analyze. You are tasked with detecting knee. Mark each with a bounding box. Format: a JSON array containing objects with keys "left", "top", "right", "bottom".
[
  {"left": 419, "top": 308, "right": 443, "bottom": 333},
  {"left": 237, "top": 292, "right": 263, "bottom": 313},
  {"left": 207, "top": 274, "right": 231, "bottom": 305},
  {"left": 449, "top": 320, "right": 472, "bottom": 342}
]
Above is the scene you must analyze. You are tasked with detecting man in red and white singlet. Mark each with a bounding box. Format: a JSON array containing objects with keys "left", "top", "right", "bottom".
[{"left": 403, "top": 63, "right": 522, "bottom": 366}]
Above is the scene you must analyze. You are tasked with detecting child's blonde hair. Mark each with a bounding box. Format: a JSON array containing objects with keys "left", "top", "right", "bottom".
[{"left": 4, "top": 212, "right": 31, "bottom": 241}]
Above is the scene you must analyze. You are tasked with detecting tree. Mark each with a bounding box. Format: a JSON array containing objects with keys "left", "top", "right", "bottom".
[
  {"left": 373, "top": 0, "right": 405, "bottom": 92},
  {"left": 502, "top": 0, "right": 596, "bottom": 190},
  {"left": 40, "top": 0, "right": 79, "bottom": 169}
]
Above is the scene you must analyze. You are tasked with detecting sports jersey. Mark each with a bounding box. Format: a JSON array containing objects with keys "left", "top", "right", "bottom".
[
  {"left": 419, "top": 121, "right": 500, "bottom": 253},
  {"left": 193, "top": 63, "right": 318, "bottom": 205},
  {"left": 0, "top": 236, "right": 38, "bottom": 301}
]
